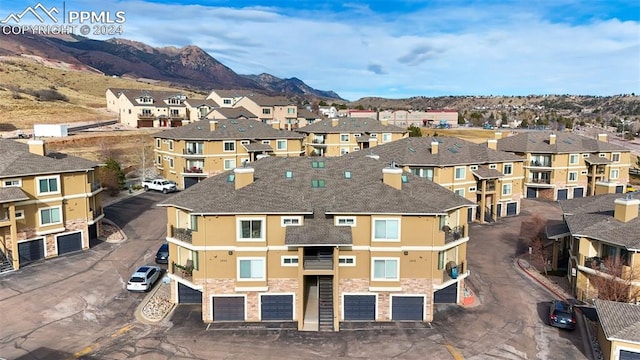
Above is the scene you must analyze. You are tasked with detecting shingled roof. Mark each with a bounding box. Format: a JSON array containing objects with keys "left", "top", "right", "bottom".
[
  {"left": 594, "top": 299, "right": 640, "bottom": 343},
  {"left": 295, "top": 118, "right": 407, "bottom": 134},
  {"left": 154, "top": 119, "right": 304, "bottom": 141},
  {"left": 0, "top": 187, "right": 29, "bottom": 204},
  {"left": 108, "top": 88, "right": 188, "bottom": 107},
  {"left": 559, "top": 193, "right": 640, "bottom": 250},
  {"left": 496, "top": 132, "right": 628, "bottom": 154},
  {"left": 345, "top": 136, "right": 523, "bottom": 167},
  {"left": 158, "top": 155, "right": 474, "bottom": 215},
  {"left": 211, "top": 107, "right": 259, "bottom": 119},
  {"left": 0, "top": 139, "right": 100, "bottom": 178}
]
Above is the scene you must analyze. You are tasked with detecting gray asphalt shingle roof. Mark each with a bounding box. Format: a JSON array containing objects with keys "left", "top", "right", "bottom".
[
  {"left": 0, "top": 139, "right": 99, "bottom": 178},
  {"left": 0, "top": 187, "right": 29, "bottom": 204},
  {"left": 584, "top": 154, "right": 613, "bottom": 165},
  {"left": 154, "top": 119, "right": 304, "bottom": 141},
  {"left": 345, "top": 136, "right": 523, "bottom": 167},
  {"left": 496, "top": 131, "right": 628, "bottom": 154},
  {"left": 295, "top": 118, "right": 408, "bottom": 134},
  {"left": 594, "top": 299, "right": 640, "bottom": 343},
  {"left": 472, "top": 166, "right": 504, "bottom": 180},
  {"left": 159, "top": 155, "right": 474, "bottom": 216},
  {"left": 559, "top": 193, "right": 640, "bottom": 250},
  {"left": 212, "top": 107, "right": 258, "bottom": 119},
  {"left": 109, "top": 88, "right": 187, "bottom": 106},
  {"left": 285, "top": 215, "right": 353, "bottom": 245}
]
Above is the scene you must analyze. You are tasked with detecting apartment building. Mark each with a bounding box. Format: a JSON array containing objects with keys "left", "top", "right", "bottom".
[
  {"left": 159, "top": 155, "right": 474, "bottom": 331},
  {"left": 594, "top": 299, "right": 640, "bottom": 360},
  {"left": 234, "top": 94, "right": 299, "bottom": 130},
  {"left": 153, "top": 119, "right": 305, "bottom": 189},
  {"left": 205, "top": 89, "right": 252, "bottom": 108},
  {"left": 0, "top": 139, "right": 103, "bottom": 272},
  {"left": 497, "top": 132, "right": 630, "bottom": 201},
  {"left": 559, "top": 193, "right": 640, "bottom": 304},
  {"left": 347, "top": 135, "right": 525, "bottom": 222},
  {"left": 106, "top": 88, "right": 193, "bottom": 128},
  {"left": 295, "top": 118, "right": 408, "bottom": 157},
  {"left": 379, "top": 110, "right": 459, "bottom": 128}
]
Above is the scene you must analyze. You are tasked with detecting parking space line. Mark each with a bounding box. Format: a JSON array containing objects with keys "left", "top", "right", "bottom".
[
  {"left": 445, "top": 343, "right": 465, "bottom": 360},
  {"left": 72, "top": 323, "right": 134, "bottom": 358}
]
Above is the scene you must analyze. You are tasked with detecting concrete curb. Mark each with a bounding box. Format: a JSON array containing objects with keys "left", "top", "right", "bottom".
[
  {"left": 135, "top": 281, "right": 176, "bottom": 324},
  {"left": 101, "top": 218, "right": 128, "bottom": 243}
]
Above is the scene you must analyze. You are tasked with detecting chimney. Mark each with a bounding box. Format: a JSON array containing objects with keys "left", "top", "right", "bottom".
[
  {"left": 494, "top": 131, "right": 503, "bottom": 139},
  {"left": 382, "top": 166, "right": 403, "bottom": 190},
  {"left": 332, "top": 118, "right": 339, "bottom": 127},
  {"left": 431, "top": 140, "right": 439, "bottom": 154},
  {"left": 380, "top": 119, "right": 388, "bottom": 126},
  {"left": 549, "top": 133, "right": 556, "bottom": 145},
  {"left": 270, "top": 120, "right": 280, "bottom": 130},
  {"left": 487, "top": 139, "right": 497, "bottom": 150},
  {"left": 598, "top": 133, "right": 608, "bottom": 143},
  {"left": 28, "top": 139, "right": 45, "bottom": 156},
  {"left": 209, "top": 120, "right": 218, "bottom": 132},
  {"left": 234, "top": 167, "right": 255, "bottom": 190},
  {"left": 614, "top": 197, "right": 639, "bottom": 223}
]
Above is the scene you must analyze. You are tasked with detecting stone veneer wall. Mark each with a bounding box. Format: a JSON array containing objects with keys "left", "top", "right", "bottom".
[
  {"left": 537, "top": 188, "right": 556, "bottom": 201},
  {"left": 6, "top": 220, "right": 89, "bottom": 260}
]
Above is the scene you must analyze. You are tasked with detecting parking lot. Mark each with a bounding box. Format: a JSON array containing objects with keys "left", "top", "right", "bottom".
[{"left": 0, "top": 194, "right": 588, "bottom": 359}]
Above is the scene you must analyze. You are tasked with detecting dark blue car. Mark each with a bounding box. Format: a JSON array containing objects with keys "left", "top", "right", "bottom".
[
  {"left": 155, "top": 243, "right": 169, "bottom": 264},
  {"left": 548, "top": 300, "right": 576, "bottom": 330}
]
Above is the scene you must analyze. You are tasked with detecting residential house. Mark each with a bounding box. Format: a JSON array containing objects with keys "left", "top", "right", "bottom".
[
  {"left": 183, "top": 99, "right": 219, "bottom": 122},
  {"left": 106, "top": 88, "right": 190, "bottom": 128},
  {"left": 379, "top": 110, "right": 459, "bottom": 128},
  {"left": 594, "top": 299, "right": 640, "bottom": 360},
  {"left": 559, "top": 193, "right": 640, "bottom": 303},
  {"left": 0, "top": 139, "right": 103, "bottom": 272},
  {"left": 497, "top": 132, "right": 631, "bottom": 201},
  {"left": 346, "top": 135, "right": 525, "bottom": 222},
  {"left": 297, "top": 108, "right": 323, "bottom": 128},
  {"left": 295, "top": 118, "right": 408, "bottom": 157},
  {"left": 318, "top": 106, "right": 338, "bottom": 118},
  {"left": 234, "top": 94, "right": 299, "bottom": 130},
  {"left": 206, "top": 89, "right": 253, "bottom": 108},
  {"left": 159, "top": 155, "right": 475, "bottom": 331},
  {"left": 153, "top": 119, "right": 305, "bottom": 189},
  {"left": 204, "top": 107, "right": 259, "bottom": 122}
]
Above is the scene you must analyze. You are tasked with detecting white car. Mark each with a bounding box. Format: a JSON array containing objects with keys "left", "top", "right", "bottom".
[{"left": 126, "top": 265, "right": 162, "bottom": 292}]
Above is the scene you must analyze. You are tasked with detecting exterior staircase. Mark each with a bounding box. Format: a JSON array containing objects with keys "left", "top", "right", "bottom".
[
  {"left": 318, "top": 276, "right": 334, "bottom": 331},
  {"left": 0, "top": 251, "right": 14, "bottom": 274}
]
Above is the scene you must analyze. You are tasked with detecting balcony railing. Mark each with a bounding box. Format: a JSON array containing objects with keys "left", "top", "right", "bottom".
[
  {"left": 442, "top": 225, "right": 465, "bottom": 243},
  {"left": 138, "top": 114, "right": 155, "bottom": 120},
  {"left": 530, "top": 160, "right": 552, "bottom": 167},
  {"left": 170, "top": 226, "right": 193, "bottom": 244},
  {"left": 0, "top": 210, "right": 9, "bottom": 223},
  {"left": 312, "top": 138, "right": 326, "bottom": 144},
  {"left": 477, "top": 181, "right": 496, "bottom": 192},
  {"left": 303, "top": 255, "right": 333, "bottom": 270},
  {"left": 90, "top": 207, "right": 103, "bottom": 219},
  {"left": 172, "top": 262, "right": 193, "bottom": 282},
  {"left": 183, "top": 148, "right": 204, "bottom": 155},
  {"left": 183, "top": 167, "right": 204, "bottom": 174},
  {"left": 91, "top": 182, "right": 101, "bottom": 192},
  {"left": 529, "top": 177, "right": 551, "bottom": 184}
]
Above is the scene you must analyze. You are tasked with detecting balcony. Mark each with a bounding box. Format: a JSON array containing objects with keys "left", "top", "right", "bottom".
[
  {"left": 477, "top": 181, "right": 496, "bottom": 192},
  {"left": 172, "top": 261, "right": 193, "bottom": 282},
  {"left": 170, "top": 226, "right": 193, "bottom": 244},
  {"left": 138, "top": 113, "right": 155, "bottom": 120},
  {"left": 90, "top": 182, "right": 101, "bottom": 192},
  {"left": 183, "top": 166, "right": 204, "bottom": 174},
  {"left": 311, "top": 138, "right": 327, "bottom": 147},
  {"left": 529, "top": 177, "right": 551, "bottom": 184},
  {"left": 0, "top": 210, "right": 9, "bottom": 226},
  {"left": 443, "top": 225, "right": 465, "bottom": 243},
  {"left": 183, "top": 148, "right": 204, "bottom": 155},
  {"left": 303, "top": 255, "right": 333, "bottom": 270}
]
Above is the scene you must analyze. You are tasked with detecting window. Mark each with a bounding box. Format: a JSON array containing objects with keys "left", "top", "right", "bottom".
[
  {"left": 287, "top": 108, "right": 296, "bottom": 114},
  {"left": 40, "top": 206, "right": 61, "bottom": 226},
  {"left": 340, "top": 147, "right": 350, "bottom": 155},
  {"left": 155, "top": 138, "right": 160, "bottom": 148},
  {"left": 281, "top": 216, "right": 302, "bottom": 227},
  {"left": 223, "top": 99, "right": 231, "bottom": 105},
  {"left": 3, "top": 179, "right": 21, "bottom": 187},
  {"left": 344, "top": 171, "right": 352, "bottom": 179},
  {"left": 438, "top": 251, "right": 445, "bottom": 270},
  {"left": 369, "top": 133, "right": 378, "bottom": 138},
  {"left": 335, "top": 216, "right": 356, "bottom": 226},
  {"left": 454, "top": 167, "right": 466, "bottom": 180},
  {"left": 340, "top": 134, "right": 349, "bottom": 142},
  {"left": 238, "top": 258, "right": 265, "bottom": 280},
  {"left": 223, "top": 141, "right": 235, "bottom": 152},
  {"left": 601, "top": 244, "right": 617, "bottom": 260},
  {"left": 190, "top": 215, "right": 198, "bottom": 231},
  {"left": 224, "top": 159, "right": 236, "bottom": 170},
  {"left": 410, "top": 168, "right": 434, "bottom": 181},
  {"left": 311, "top": 161, "right": 325, "bottom": 168},
  {"left": 238, "top": 218, "right": 264, "bottom": 241},
  {"left": 372, "top": 258, "right": 399, "bottom": 281},
  {"left": 262, "top": 108, "right": 271, "bottom": 115},
  {"left": 168, "top": 158, "right": 174, "bottom": 169},
  {"left": 281, "top": 256, "right": 299, "bottom": 266},
  {"left": 581, "top": 170, "right": 588, "bottom": 175},
  {"left": 373, "top": 218, "right": 400, "bottom": 241},
  {"left": 610, "top": 169, "right": 619, "bottom": 180},
  {"left": 469, "top": 165, "right": 478, "bottom": 170},
  {"left": 502, "top": 184, "right": 512, "bottom": 196},
  {"left": 599, "top": 153, "right": 606, "bottom": 158},
  {"left": 262, "top": 140, "right": 271, "bottom": 145},
  {"left": 168, "top": 140, "right": 173, "bottom": 150},
  {"left": 156, "top": 155, "right": 162, "bottom": 166},
  {"left": 569, "top": 154, "right": 579, "bottom": 165},
  {"left": 338, "top": 256, "right": 356, "bottom": 266},
  {"left": 503, "top": 163, "right": 513, "bottom": 175},
  {"left": 240, "top": 140, "right": 250, "bottom": 145},
  {"left": 276, "top": 140, "right": 287, "bottom": 151},
  {"left": 15, "top": 209, "right": 25, "bottom": 220},
  {"left": 582, "top": 153, "right": 589, "bottom": 158},
  {"left": 285, "top": 170, "right": 293, "bottom": 179},
  {"left": 454, "top": 188, "right": 465, "bottom": 197},
  {"left": 37, "top": 176, "right": 59, "bottom": 195},
  {"left": 311, "top": 179, "right": 326, "bottom": 188},
  {"left": 489, "top": 164, "right": 497, "bottom": 169},
  {"left": 468, "top": 186, "right": 477, "bottom": 192},
  {"left": 382, "top": 133, "right": 392, "bottom": 143},
  {"left": 568, "top": 172, "right": 578, "bottom": 182},
  {"left": 170, "top": 109, "right": 180, "bottom": 117},
  {"left": 612, "top": 153, "right": 620, "bottom": 162}
]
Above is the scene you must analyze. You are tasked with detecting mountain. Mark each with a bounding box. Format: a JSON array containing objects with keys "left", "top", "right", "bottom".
[{"left": 0, "top": 33, "right": 343, "bottom": 100}]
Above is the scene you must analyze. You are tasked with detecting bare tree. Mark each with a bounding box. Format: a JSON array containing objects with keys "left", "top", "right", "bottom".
[
  {"left": 588, "top": 256, "right": 640, "bottom": 303},
  {"left": 524, "top": 214, "right": 552, "bottom": 276}
]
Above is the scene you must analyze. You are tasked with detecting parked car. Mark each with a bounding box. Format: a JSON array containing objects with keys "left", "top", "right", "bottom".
[
  {"left": 141, "top": 178, "right": 177, "bottom": 194},
  {"left": 126, "top": 265, "right": 162, "bottom": 292},
  {"left": 155, "top": 242, "right": 169, "bottom": 264},
  {"left": 548, "top": 300, "right": 576, "bottom": 330}
]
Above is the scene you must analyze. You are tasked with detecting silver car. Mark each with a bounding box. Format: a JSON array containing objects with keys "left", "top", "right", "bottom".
[{"left": 126, "top": 265, "right": 162, "bottom": 292}]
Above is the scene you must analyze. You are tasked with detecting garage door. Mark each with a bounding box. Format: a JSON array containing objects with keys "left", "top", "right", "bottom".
[
  {"left": 496, "top": 204, "right": 502, "bottom": 218},
  {"left": 573, "top": 188, "right": 584, "bottom": 198},
  {"left": 620, "top": 350, "right": 640, "bottom": 360},
  {"left": 212, "top": 296, "right": 244, "bottom": 321},
  {"left": 57, "top": 232, "right": 82, "bottom": 255},
  {"left": 184, "top": 177, "right": 199, "bottom": 189},
  {"left": 434, "top": 283, "right": 458, "bottom": 303},
  {"left": 18, "top": 238, "right": 45, "bottom": 265},
  {"left": 261, "top": 295, "right": 293, "bottom": 321},
  {"left": 506, "top": 202, "right": 518, "bottom": 216},
  {"left": 526, "top": 187, "right": 537, "bottom": 199},
  {"left": 616, "top": 185, "right": 624, "bottom": 194},
  {"left": 391, "top": 296, "right": 424, "bottom": 321},
  {"left": 557, "top": 189, "right": 568, "bottom": 200},
  {"left": 343, "top": 295, "right": 376, "bottom": 321},
  {"left": 178, "top": 283, "right": 202, "bottom": 304}
]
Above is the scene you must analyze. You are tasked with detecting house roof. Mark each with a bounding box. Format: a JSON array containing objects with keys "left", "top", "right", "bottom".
[
  {"left": 584, "top": 154, "right": 613, "bottom": 165},
  {"left": 594, "top": 299, "right": 640, "bottom": 344},
  {"left": 285, "top": 215, "right": 352, "bottom": 245},
  {"left": 108, "top": 88, "right": 187, "bottom": 106},
  {"left": 346, "top": 136, "right": 523, "bottom": 167},
  {"left": 183, "top": 98, "right": 219, "bottom": 108},
  {"left": 243, "top": 94, "right": 293, "bottom": 107},
  {"left": 297, "top": 108, "right": 322, "bottom": 119},
  {"left": 472, "top": 166, "right": 504, "bottom": 180},
  {"left": 0, "top": 139, "right": 99, "bottom": 178},
  {"left": 242, "top": 143, "right": 273, "bottom": 152},
  {"left": 0, "top": 187, "right": 29, "bottom": 204},
  {"left": 545, "top": 219, "right": 570, "bottom": 239},
  {"left": 295, "top": 118, "right": 408, "bottom": 134},
  {"left": 209, "top": 89, "right": 254, "bottom": 98},
  {"left": 496, "top": 131, "right": 628, "bottom": 154},
  {"left": 154, "top": 118, "right": 304, "bottom": 141},
  {"left": 210, "top": 107, "right": 258, "bottom": 119},
  {"left": 559, "top": 193, "right": 640, "bottom": 250},
  {"left": 158, "top": 155, "right": 474, "bottom": 216}
]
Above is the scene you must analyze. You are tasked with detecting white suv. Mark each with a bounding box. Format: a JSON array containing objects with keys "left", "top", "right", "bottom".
[{"left": 126, "top": 265, "right": 162, "bottom": 292}]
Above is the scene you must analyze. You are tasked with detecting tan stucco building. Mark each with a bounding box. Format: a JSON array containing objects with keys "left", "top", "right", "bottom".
[{"left": 594, "top": 299, "right": 640, "bottom": 360}]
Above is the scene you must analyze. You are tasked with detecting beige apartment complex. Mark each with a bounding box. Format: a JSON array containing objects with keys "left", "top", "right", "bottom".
[
  {"left": 153, "top": 119, "right": 305, "bottom": 189},
  {"left": 159, "top": 155, "right": 474, "bottom": 331},
  {"left": 497, "top": 132, "right": 631, "bottom": 201},
  {"left": 106, "top": 88, "right": 197, "bottom": 128},
  {"left": 0, "top": 139, "right": 103, "bottom": 272}
]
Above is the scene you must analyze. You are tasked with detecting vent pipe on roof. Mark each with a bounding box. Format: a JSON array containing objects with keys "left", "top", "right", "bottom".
[
  {"left": 597, "top": 133, "right": 608, "bottom": 143},
  {"left": 431, "top": 140, "right": 439, "bottom": 154}
]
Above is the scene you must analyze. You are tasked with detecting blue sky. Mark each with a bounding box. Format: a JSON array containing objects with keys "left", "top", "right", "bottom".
[{"left": 1, "top": 0, "right": 639, "bottom": 100}]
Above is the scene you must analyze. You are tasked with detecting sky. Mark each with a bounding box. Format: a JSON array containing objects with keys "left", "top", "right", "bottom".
[{"left": 1, "top": 0, "right": 639, "bottom": 101}]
